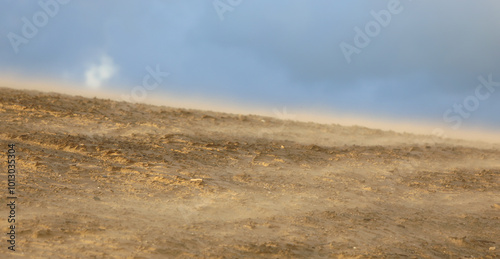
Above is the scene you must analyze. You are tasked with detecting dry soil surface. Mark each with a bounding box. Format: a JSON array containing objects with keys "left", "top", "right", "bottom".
[{"left": 0, "top": 87, "right": 499, "bottom": 258}]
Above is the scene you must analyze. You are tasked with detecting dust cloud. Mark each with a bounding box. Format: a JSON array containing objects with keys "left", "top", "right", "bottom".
[{"left": 0, "top": 80, "right": 498, "bottom": 257}]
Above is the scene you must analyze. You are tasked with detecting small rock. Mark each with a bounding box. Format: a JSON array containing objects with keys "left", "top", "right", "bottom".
[{"left": 190, "top": 178, "right": 203, "bottom": 184}]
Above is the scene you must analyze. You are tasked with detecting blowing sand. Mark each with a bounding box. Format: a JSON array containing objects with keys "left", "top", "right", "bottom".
[{"left": 0, "top": 87, "right": 498, "bottom": 258}]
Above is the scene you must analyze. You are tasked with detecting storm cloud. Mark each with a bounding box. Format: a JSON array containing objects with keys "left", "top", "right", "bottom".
[{"left": 1, "top": 0, "right": 500, "bottom": 131}]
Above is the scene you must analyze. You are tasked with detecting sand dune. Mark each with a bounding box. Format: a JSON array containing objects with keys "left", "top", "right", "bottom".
[{"left": 0, "top": 87, "right": 498, "bottom": 258}]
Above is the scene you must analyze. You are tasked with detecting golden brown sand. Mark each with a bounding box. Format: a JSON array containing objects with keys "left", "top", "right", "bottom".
[{"left": 0, "top": 87, "right": 498, "bottom": 258}]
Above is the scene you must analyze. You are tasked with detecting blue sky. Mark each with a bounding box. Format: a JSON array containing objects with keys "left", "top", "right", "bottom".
[{"left": 1, "top": 0, "right": 500, "bottom": 134}]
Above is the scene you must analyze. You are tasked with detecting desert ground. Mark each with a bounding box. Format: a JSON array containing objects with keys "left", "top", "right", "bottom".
[{"left": 0, "top": 87, "right": 499, "bottom": 258}]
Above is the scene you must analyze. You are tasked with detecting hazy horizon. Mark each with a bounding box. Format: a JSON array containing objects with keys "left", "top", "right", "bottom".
[
  {"left": 2, "top": 1, "right": 500, "bottom": 139},
  {"left": 2, "top": 76, "right": 500, "bottom": 145}
]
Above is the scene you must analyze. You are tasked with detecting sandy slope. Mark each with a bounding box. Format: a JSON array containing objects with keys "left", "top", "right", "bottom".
[{"left": 0, "top": 87, "right": 499, "bottom": 258}]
